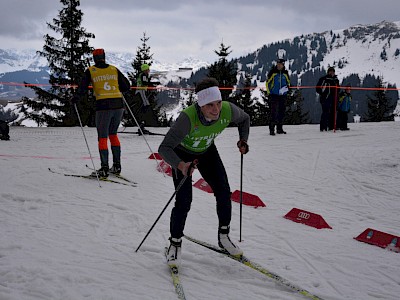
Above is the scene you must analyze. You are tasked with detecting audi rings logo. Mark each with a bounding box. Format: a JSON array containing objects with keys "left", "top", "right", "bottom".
[{"left": 297, "top": 211, "right": 310, "bottom": 219}]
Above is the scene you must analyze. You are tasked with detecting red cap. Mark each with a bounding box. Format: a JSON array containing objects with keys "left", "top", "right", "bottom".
[{"left": 92, "top": 49, "right": 105, "bottom": 56}]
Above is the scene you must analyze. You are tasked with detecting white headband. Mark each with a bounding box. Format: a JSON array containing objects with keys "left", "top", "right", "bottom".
[{"left": 197, "top": 86, "right": 222, "bottom": 107}]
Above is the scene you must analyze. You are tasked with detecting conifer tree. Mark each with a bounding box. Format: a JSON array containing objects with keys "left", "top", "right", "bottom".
[
  {"left": 127, "top": 32, "right": 154, "bottom": 85},
  {"left": 22, "top": 0, "right": 94, "bottom": 126},
  {"left": 252, "top": 91, "right": 270, "bottom": 126},
  {"left": 284, "top": 89, "right": 310, "bottom": 124},
  {"left": 234, "top": 73, "right": 257, "bottom": 123},
  {"left": 124, "top": 32, "right": 162, "bottom": 127},
  {"left": 207, "top": 42, "right": 237, "bottom": 102},
  {"left": 180, "top": 90, "right": 195, "bottom": 110},
  {"left": 365, "top": 77, "right": 396, "bottom": 122}
]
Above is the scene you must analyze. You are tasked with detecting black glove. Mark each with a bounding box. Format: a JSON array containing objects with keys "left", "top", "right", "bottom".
[
  {"left": 70, "top": 95, "right": 79, "bottom": 104},
  {"left": 123, "top": 90, "right": 133, "bottom": 99},
  {"left": 237, "top": 139, "right": 249, "bottom": 154}
]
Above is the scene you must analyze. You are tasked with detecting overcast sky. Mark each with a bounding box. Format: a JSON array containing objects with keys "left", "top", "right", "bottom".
[{"left": 1, "top": 0, "right": 400, "bottom": 63}]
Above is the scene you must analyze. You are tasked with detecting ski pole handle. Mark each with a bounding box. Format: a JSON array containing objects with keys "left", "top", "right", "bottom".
[{"left": 188, "top": 159, "right": 198, "bottom": 175}]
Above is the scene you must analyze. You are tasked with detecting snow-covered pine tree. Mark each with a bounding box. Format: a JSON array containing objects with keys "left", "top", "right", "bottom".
[
  {"left": 22, "top": 0, "right": 94, "bottom": 126},
  {"left": 284, "top": 89, "right": 310, "bottom": 125},
  {"left": 207, "top": 42, "right": 237, "bottom": 102},
  {"left": 127, "top": 32, "right": 154, "bottom": 85},
  {"left": 365, "top": 77, "right": 396, "bottom": 122},
  {"left": 234, "top": 73, "right": 257, "bottom": 123},
  {"left": 124, "top": 32, "right": 162, "bottom": 127},
  {"left": 252, "top": 90, "right": 270, "bottom": 127}
]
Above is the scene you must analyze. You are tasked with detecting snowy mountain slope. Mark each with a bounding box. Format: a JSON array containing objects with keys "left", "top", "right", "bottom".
[
  {"left": 1, "top": 20, "right": 399, "bottom": 123},
  {"left": 0, "top": 49, "right": 48, "bottom": 73},
  {"left": 0, "top": 48, "right": 209, "bottom": 101},
  {"left": 316, "top": 21, "right": 400, "bottom": 87},
  {"left": 230, "top": 20, "right": 400, "bottom": 123},
  {"left": 1, "top": 122, "right": 400, "bottom": 300},
  {"left": 239, "top": 20, "right": 400, "bottom": 88},
  {"left": 1, "top": 21, "right": 399, "bottom": 90},
  {"left": 0, "top": 49, "right": 208, "bottom": 79}
]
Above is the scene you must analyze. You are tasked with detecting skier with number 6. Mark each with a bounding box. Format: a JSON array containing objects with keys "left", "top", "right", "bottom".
[{"left": 71, "top": 48, "right": 132, "bottom": 178}]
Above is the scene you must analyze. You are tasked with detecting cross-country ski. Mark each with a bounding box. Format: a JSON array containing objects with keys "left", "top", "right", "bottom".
[{"left": 48, "top": 168, "right": 137, "bottom": 187}]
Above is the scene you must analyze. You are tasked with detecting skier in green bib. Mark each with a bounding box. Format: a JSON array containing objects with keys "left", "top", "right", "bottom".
[{"left": 158, "top": 77, "right": 250, "bottom": 267}]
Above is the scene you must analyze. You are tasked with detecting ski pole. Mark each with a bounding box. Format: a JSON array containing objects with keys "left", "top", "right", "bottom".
[
  {"left": 135, "top": 160, "right": 198, "bottom": 252},
  {"left": 74, "top": 104, "right": 101, "bottom": 187},
  {"left": 333, "top": 85, "right": 338, "bottom": 132},
  {"left": 239, "top": 153, "right": 243, "bottom": 242},
  {"left": 121, "top": 95, "right": 165, "bottom": 175}
]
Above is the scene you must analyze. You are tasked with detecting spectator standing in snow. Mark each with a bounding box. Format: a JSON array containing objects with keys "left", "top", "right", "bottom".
[
  {"left": 337, "top": 86, "right": 352, "bottom": 130},
  {"left": 158, "top": 77, "right": 250, "bottom": 268},
  {"left": 71, "top": 48, "right": 131, "bottom": 178},
  {"left": 265, "top": 58, "right": 291, "bottom": 135},
  {"left": 316, "top": 67, "right": 340, "bottom": 131},
  {"left": 136, "top": 63, "right": 151, "bottom": 109},
  {"left": 0, "top": 120, "right": 10, "bottom": 140}
]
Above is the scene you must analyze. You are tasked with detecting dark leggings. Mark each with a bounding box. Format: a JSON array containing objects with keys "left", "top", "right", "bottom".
[
  {"left": 269, "top": 94, "right": 286, "bottom": 126},
  {"left": 170, "top": 144, "right": 232, "bottom": 239},
  {"left": 320, "top": 99, "right": 332, "bottom": 131},
  {"left": 95, "top": 109, "right": 124, "bottom": 167}
]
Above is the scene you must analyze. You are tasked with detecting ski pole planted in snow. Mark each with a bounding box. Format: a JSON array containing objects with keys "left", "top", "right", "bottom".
[
  {"left": 239, "top": 153, "right": 243, "bottom": 242},
  {"left": 121, "top": 95, "right": 165, "bottom": 175},
  {"left": 74, "top": 104, "right": 101, "bottom": 187},
  {"left": 135, "top": 160, "right": 198, "bottom": 252}
]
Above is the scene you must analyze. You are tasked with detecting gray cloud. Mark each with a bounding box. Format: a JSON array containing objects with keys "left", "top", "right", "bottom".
[
  {"left": 0, "top": 1, "right": 58, "bottom": 37},
  {"left": 1, "top": 0, "right": 399, "bottom": 63}
]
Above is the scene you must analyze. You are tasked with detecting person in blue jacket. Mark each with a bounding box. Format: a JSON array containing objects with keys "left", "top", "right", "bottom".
[
  {"left": 337, "top": 86, "right": 352, "bottom": 130},
  {"left": 266, "top": 59, "right": 291, "bottom": 135}
]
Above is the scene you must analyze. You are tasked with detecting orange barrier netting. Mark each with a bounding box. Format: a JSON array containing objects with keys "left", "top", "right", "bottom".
[{"left": 0, "top": 81, "right": 399, "bottom": 92}]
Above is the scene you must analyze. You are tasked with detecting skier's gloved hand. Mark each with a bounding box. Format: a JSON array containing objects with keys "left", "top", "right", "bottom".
[
  {"left": 70, "top": 95, "right": 79, "bottom": 104},
  {"left": 122, "top": 90, "right": 133, "bottom": 99},
  {"left": 178, "top": 160, "right": 198, "bottom": 176},
  {"left": 237, "top": 139, "right": 249, "bottom": 154}
]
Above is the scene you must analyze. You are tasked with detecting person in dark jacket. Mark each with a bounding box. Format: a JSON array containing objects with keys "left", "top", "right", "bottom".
[
  {"left": 316, "top": 67, "right": 340, "bottom": 131},
  {"left": 0, "top": 120, "right": 10, "bottom": 140},
  {"left": 266, "top": 59, "right": 291, "bottom": 135},
  {"left": 159, "top": 77, "right": 250, "bottom": 268},
  {"left": 71, "top": 48, "right": 131, "bottom": 178},
  {"left": 337, "top": 86, "right": 352, "bottom": 130}
]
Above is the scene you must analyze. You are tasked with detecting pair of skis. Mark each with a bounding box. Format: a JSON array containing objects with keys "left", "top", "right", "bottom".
[
  {"left": 48, "top": 167, "right": 137, "bottom": 187},
  {"left": 118, "top": 130, "right": 166, "bottom": 136},
  {"left": 166, "top": 236, "right": 324, "bottom": 300}
]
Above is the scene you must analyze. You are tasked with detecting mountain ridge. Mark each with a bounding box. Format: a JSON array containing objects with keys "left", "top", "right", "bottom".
[{"left": 1, "top": 20, "right": 399, "bottom": 124}]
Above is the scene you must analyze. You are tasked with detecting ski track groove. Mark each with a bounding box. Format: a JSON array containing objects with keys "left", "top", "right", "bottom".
[{"left": 279, "top": 235, "right": 344, "bottom": 299}]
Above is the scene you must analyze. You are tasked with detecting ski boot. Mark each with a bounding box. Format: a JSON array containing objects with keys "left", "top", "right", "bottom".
[
  {"left": 218, "top": 226, "right": 243, "bottom": 258},
  {"left": 91, "top": 165, "right": 109, "bottom": 178},
  {"left": 110, "top": 163, "right": 121, "bottom": 175},
  {"left": 166, "top": 237, "right": 182, "bottom": 267}
]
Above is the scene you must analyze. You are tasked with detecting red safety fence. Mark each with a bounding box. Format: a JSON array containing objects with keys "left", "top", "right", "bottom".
[{"left": 0, "top": 81, "right": 399, "bottom": 92}]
